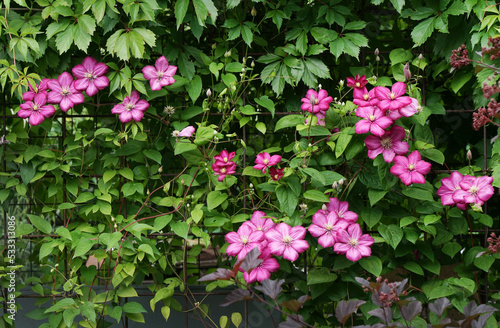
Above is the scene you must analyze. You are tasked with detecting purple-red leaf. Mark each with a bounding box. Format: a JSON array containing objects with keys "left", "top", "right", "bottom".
[
  {"left": 400, "top": 301, "right": 422, "bottom": 322},
  {"left": 255, "top": 279, "right": 284, "bottom": 300},
  {"left": 220, "top": 289, "right": 252, "bottom": 307},
  {"left": 368, "top": 307, "right": 393, "bottom": 323},
  {"left": 239, "top": 247, "right": 263, "bottom": 273},
  {"left": 278, "top": 314, "right": 306, "bottom": 328},
  {"left": 428, "top": 297, "right": 451, "bottom": 317},
  {"left": 335, "top": 300, "right": 366, "bottom": 324},
  {"left": 198, "top": 268, "right": 235, "bottom": 282}
]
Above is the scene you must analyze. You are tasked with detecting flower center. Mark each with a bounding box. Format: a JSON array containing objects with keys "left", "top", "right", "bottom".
[
  {"left": 220, "top": 168, "right": 226, "bottom": 174},
  {"left": 224, "top": 157, "right": 228, "bottom": 162},
  {"left": 84, "top": 72, "right": 94, "bottom": 80},
  {"left": 61, "top": 87, "right": 70, "bottom": 96},
  {"left": 363, "top": 94, "right": 369, "bottom": 100},
  {"left": 380, "top": 137, "right": 392, "bottom": 150},
  {"left": 390, "top": 92, "right": 396, "bottom": 99},
  {"left": 325, "top": 224, "right": 333, "bottom": 231},
  {"left": 356, "top": 82, "right": 361, "bottom": 87},
  {"left": 263, "top": 159, "right": 269, "bottom": 165},
  {"left": 157, "top": 71, "right": 164, "bottom": 79},
  {"left": 310, "top": 96, "right": 319, "bottom": 105},
  {"left": 468, "top": 186, "right": 479, "bottom": 196},
  {"left": 348, "top": 238, "right": 358, "bottom": 247},
  {"left": 33, "top": 105, "right": 39, "bottom": 111},
  {"left": 369, "top": 115, "right": 376, "bottom": 122},
  {"left": 274, "top": 174, "right": 279, "bottom": 180},
  {"left": 408, "top": 164, "right": 415, "bottom": 171},
  {"left": 282, "top": 235, "right": 292, "bottom": 246},
  {"left": 125, "top": 103, "right": 134, "bottom": 111},
  {"left": 241, "top": 237, "right": 248, "bottom": 244}
]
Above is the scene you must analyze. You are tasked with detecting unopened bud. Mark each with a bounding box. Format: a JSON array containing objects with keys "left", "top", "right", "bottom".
[
  {"left": 322, "top": 204, "right": 327, "bottom": 211},
  {"left": 158, "top": 166, "right": 163, "bottom": 173},
  {"left": 206, "top": 88, "right": 212, "bottom": 97},
  {"left": 111, "top": 216, "right": 115, "bottom": 222},
  {"left": 376, "top": 55, "right": 380, "bottom": 62},
  {"left": 251, "top": 61, "right": 255, "bottom": 68},
  {"left": 299, "top": 203, "right": 308, "bottom": 212},
  {"left": 332, "top": 181, "right": 338, "bottom": 189},
  {"left": 212, "top": 43, "right": 217, "bottom": 50},
  {"left": 114, "top": 223, "right": 118, "bottom": 229},
  {"left": 338, "top": 178, "right": 345, "bottom": 186},
  {"left": 251, "top": 6, "right": 257, "bottom": 16},
  {"left": 339, "top": 80, "right": 344, "bottom": 87},
  {"left": 404, "top": 62, "right": 411, "bottom": 81},
  {"left": 318, "top": 84, "right": 322, "bottom": 89},
  {"left": 249, "top": 183, "right": 254, "bottom": 188},
  {"left": 418, "top": 53, "right": 423, "bottom": 60},
  {"left": 224, "top": 50, "right": 232, "bottom": 57},
  {"left": 467, "top": 149, "right": 472, "bottom": 161},
  {"left": 147, "top": 189, "right": 150, "bottom": 195},
  {"left": 374, "top": 48, "right": 379, "bottom": 56}
]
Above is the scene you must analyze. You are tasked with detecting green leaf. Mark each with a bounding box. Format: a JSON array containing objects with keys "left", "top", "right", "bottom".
[
  {"left": 255, "top": 96, "right": 275, "bottom": 118},
  {"left": 307, "top": 267, "right": 337, "bottom": 285},
  {"left": 389, "top": 48, "right": 413, "bottom": 65},
  {"left": 378, "top": 224, "right": 403, "bottom": 249},
  {"left": 28, "top": 214, "right": 52, "bottom": 234},
  {"left": 303, "top": 190, "right": 329, "bottom": 203},
  {"left": 404, "top": 261, "right": 424, "bottom": 275},
  {"left": 335, "top": 128, "right": 352, "bottom": 158},
  {"left": 20, "top": 163, "right": 36, "bottom": 185},
  {"left": 474, "top": 255, "right": 495, "bottom": 272},
  {"left": 255, "top": 122, "right": 266, "bottom": 134},
  {"left": 170, "top": 220, "right": 188, "bottom": 240},
  {"left": 276, "top": 185, "right": 299, "bottom": 217},
  {"left": 274, "top": 115, "right": 304, "bottom": 131},
  {"left": 143, "top": 149, "right": 162, "bottom": 164},
  {"left": 361, "top": 207, "right": 382, "bottom": 229},
  {"left": 175, "top": 0, "right": 189, "bottom": 28},
  {"left": 411, "top": 17, "right": 435, "bottom": 46},
  {"left": 359, "top": 256, "right": 382, "bottom": 277},
  {"left": 75, "top": 192, "right": 95, "bottom": 203},
  {"left": 55, "top": 25, "right": 74, "bottom": 54},
  {"left": 123, "top": 302, "right": 146, "bottom": 313},
  {"left": 174, "top": 142, "right": 198, "bottom": 155},
  {"left": 390, "top": 0, "right": 405, "bottom": 13},
  {"left": 231, "top": 313, "right": 242, "bottom": 328},
  {"left": 78, "top": 14, "right": 96, "bottom": 35},
  {"left": 207, "top": 191, "right": 228, "bottom": 210},
  {"left": 81, "top": 301, "right": 96, "bottom": 323},
  {"left": 242, "top": 166, "right": 265, "bottom": 177},
  {"left": 74, "top": 238, "right": 95, "bottom": 258},
  {"left": 368, "top": 189, "right": 387, "bottom": 207},
  {"left": 193, "top": 0, "right": 208, "bottom": 26},
  {"left": 402, "top": 187, "right": 434, "bottom": 201},
  {"left": 450, "top": 70, "right": 473, "bottom": 93},
  {"left": 188, "top": 75, "right": 202, "bottom": 102},
  {"left": 241, "top": 25, "right": 253, "bottom": 46}
]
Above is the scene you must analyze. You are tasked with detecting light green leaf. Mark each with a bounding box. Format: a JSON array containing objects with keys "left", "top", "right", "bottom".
[{"left": 207, "top": 191, "right": 228, "bottom": 210}]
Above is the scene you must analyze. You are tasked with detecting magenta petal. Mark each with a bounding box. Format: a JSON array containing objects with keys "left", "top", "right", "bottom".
[
  {"left": 354, "top": 120, "right": 371, "bottom": 134},
  {"left": 142, "top": 66, "right": 157, "bottom": 80},
  {"left": 308, "top": 224, "right": 325, "bottom": 237},
  {"left": 318, "top": 234, "right": 335, "bottom": 248},
  {"left": 155, "top": 56, "right": 169, "bottom": 72},
  {"left": 131, "top": 110, "right": 144, "bottom": 121},
  {"left": 86, "top": 83, "right": 98, "bottom": 97},
  {"left": 291, "top": 239, "right": 309, "bottom": 253},
  {"left": 74, "top": 79, "right": 90, "bottom": 91},
  {"left": 399, "top": 173, "right": 413, "bottom": 186},
  {"left": 150, "top": 79, "right": 162, "bottom": 91},
  {"left": 119, "top": 111, "right": 133, "bottom": 123},
  {"left": 283, "top": 247, "right": 299, "bottom": 261},
  {"left": 345, "top": 248, "right": 362, "bottom": 262},
  {"left": 82, "top": 57, "right": 97, "bottom": 71},
  {"left": 29, "top": 112, "right": 45, "bottom": 125},
  {"left": 134, "top": 100, "right": 150, "bottom": 112},
  {"left": 72, "top": 65, "right": 87, "bottom": 79},
  {"left": 392, "top": 82, "right": 407, "bottom": 97},
  {"left": 289, "top": 226, "right": 306, "bottom": 240},
  {"left": 59, "top": 72, "right": 74, "bottom": 87},
  {"left": 94, "top": 76, "right": 109, "bottom": 89},
  {"left": 165, "top": 65, "right": 177, "bottom": 76},
  {"left": 39, "top": 105, "right": 55, "bottom": 117},
  {"left": 18, "top": 108, "right": 33, "bottom": 118},
  {"left": 93, "top": 62, "right": 109, "bottom": 76},
  {"left": 410, "top": 173, "right": 426, "bottom": 184},
  {"left": 226, "top": 243, "right": 243, "bottom": 256}
]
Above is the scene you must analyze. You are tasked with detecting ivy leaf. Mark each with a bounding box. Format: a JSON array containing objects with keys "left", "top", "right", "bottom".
[
  {"left": 411, "top": 17, "right": 435, "bottom": 46},
  {"left": 55, "top": 25, "right": 74, "bottom": 54},
  {"left": 78, "top": 14, "right": 96, "bottom": 35},
  {"left": 175, "top": 0, "right": 189, "bottom": 29}
]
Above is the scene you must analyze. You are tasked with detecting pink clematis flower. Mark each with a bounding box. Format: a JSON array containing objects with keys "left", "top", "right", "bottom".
[
  {"left": 399, "top": 97, "right": 420, "bottom": 117},
  {"left": 390, "top": 150, "right": 431, "bottom": 186},
  {"left": 269, "top": 167, "right": 285, "bottom": 181},
  {"left": 253, "top": 152, "right": 282, "bottom": 173},
  {"left": 347, "top": 74, "right": 368, "bottom": 89},
  {"left": 308, "top": 211, "right": 349, "bottom": 248},
  {"left": 334, "top": 223, "right": 374, "bottom": 262},
  {"left": 178, "top": 126, "right": 195, "bottom": 137},
  {"left": 212, "top": 150, "right": 237, "bottom": 182},
  {"left": 324, "top": 197, "right": 359, "bottom": 223},
  {"left": 22, "top": 78, "right": 50, "bottom": 101},
  {"left": 364, "top": 125, "right": 409, "bottom": 163},
  {"left": 453, "top": 175, "right": 495, "bottom": 207},
  {"left": 72, "top": 57, "right": 109, "bottom": 96},
  {"left": 300, "top": 89, "right": 333, "bottom": 114},
  {"left": 111, "top": 91, "right": 150, "bottom": 123},
  {"left": 226, "top": 224, "right": 265, "bottom": 260},
  {"left": 437, "top": 171, "right": 465, "bottom": 207},
  {"left": 353, "top": 87, "right": 379, "bottom": 107},
  {"left": 142, "top": 56, "right": 177, "bottom": 91},
  {"left": 265, "top": 223, "right": 309, "bottom": 262},
  {"left": 374, "top": 83, "right": 412, "bottom": 111},
  {"left": 18, "top": 93, "right": 55, "bottom": 126},
  {"left": 242, "top": 211, "right": 276, "bottom": 233},
  {"left": 354, "top": 106, "right": 393, "bottom": 136},
  {"left": 241, "top": 247, "right": 280, "bottom": 284},
  {"left": 47, "top": 72, "right": 85, "bottom": 112}
]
